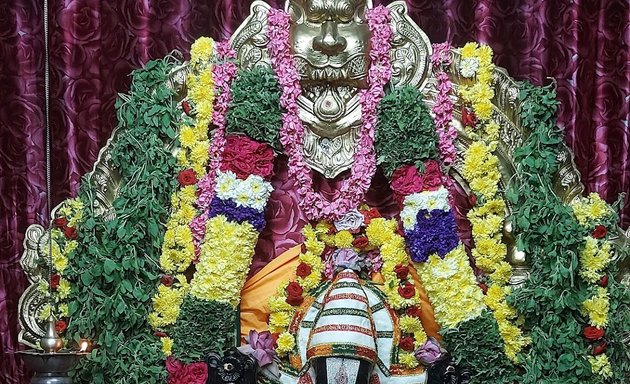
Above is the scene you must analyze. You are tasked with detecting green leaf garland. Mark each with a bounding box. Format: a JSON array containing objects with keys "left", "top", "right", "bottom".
[
  {"left": 375, "top": 86, "right": 438, "bottom": 176},
  {"left": 441, "top": 311, "right": 519, "bottom": 384},
  {"left": 170, "top": 297, "right": 239, "bottom": 364},
  {"left": 226, "top": 67, "right": 283, "bottom": 150},
  {"left": 507, "top": 81, "right": 630, "bottom": 383},
  {"left": 65, "top": 56, "right": 183, "bottom": 383}
]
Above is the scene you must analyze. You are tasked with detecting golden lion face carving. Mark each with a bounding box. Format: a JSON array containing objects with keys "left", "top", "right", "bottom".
[
  {"left": 288, "top": 0, "right": 371, "bottom": 89},
  {"left": 287, "top": 0, "right": 372, "bottom": 141}
]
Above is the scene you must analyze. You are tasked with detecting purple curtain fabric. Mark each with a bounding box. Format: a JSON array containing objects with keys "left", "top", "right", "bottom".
[{"left": 1, "top": 1, "right": 628, "bottom": 383}]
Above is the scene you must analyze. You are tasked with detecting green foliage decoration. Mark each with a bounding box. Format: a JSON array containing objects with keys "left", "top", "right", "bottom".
[
  {"left": 64, "top": 56, "right": 184, "bottom": 383},
  {"left": 441, "top": 311, "right": 519, "bottom": 384},
  {"left": 170, "top": 296, "right": 239, "bottom": 364},
  {"left": 375, "top": 86, "right": 438, "bottom": 176},
  {"left": 507, "top": 81, "right": 630, "bottom": 383},
  {"left": 226, "top": 66, "right": 283, "bottom": 150}
]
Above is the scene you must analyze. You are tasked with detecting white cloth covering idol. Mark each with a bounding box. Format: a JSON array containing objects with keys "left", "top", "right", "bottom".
[{"left": 273, "top": 269, "right": 427, "bottom": 384}]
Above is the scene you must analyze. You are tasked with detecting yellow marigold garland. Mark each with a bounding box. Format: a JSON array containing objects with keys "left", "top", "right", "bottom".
[
  {"left": 572, "top": 193, "right": 614, "bottom": 378},
  {"left": 38, "top": 198, "right": 84, "bottom": 341},
  {"left": 415, "top": 245, "right": 486, "bottom": 328},
  {"left": 160, "top": 37, "right": 215, "bottom": 275},
  {"left": 151, "top": 37, "right": 216, "bottom": 336},
  {"left": 190, "top": 215, "right": 259, "bottom": 306},
  {"left": 458, "top": 42, "right": 527, "bottom": 361}
]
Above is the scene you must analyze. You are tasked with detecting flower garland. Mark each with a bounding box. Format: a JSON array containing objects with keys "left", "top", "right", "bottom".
[
  {"left": 190, "top": 135, "right": 275, "bottom": 304},
  {"left": 267, "top": 213, "right": 427, "bottom": 369},
  {"left": 160, "top": 37, "right": 216, "bottom": 276},
  {"left": 267, "top": 6, "right": 392, "bottom": 221},
  {"left": 38, "top": 198, "right": 84, "bottom": 338},
  {"left": 457, "top": 42, "right": 528, "bottom": 361},
  {"left": 151, "top": 37, "right": 217, "bottom": 339},
  {"left": 195, "top": 41, "right": 238, "bottom": 212},
  {"left": 431, "top": 43, "right": 457, "bottom": 165},
  {"left": 571, "top": 193, "right": 614, "bottom": 379},
  {"left": 415, "top": 245, "right": 486, "bottom": 328}
]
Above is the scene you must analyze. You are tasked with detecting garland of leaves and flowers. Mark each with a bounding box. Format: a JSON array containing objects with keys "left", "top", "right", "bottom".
[
  {"left": 65, "top": 56, "right": 183, "bottom": 384},
  {"left": 457, "top": 42, "right": 528, "bottom": 363},
  {"left": 267, "top": 6, "right": 392, "bottom": 221},
  {"left": 507, "top": 81, "right": 630, "bottom": 383},
  {"left": 571, "top": 194, "right": 616, "bottom": 379},
  {"left": 162, "top": 42, "right": 276, "bottom": 383},
  {"left": 267, "top": 211, "right": 428, "bottom": 369},
  {"left": 149, "top": 38, "right": 216, "bottom": 348},
  {"left": 37, "top": 198, "right": 84, "bottom": 342},
  {"left": 374, "top": 56, "right": 518, "bottom": 381}
]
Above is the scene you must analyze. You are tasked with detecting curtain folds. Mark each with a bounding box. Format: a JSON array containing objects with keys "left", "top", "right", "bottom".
[{"left": 1, "top": 1, "right": 628, "bottom": 383}]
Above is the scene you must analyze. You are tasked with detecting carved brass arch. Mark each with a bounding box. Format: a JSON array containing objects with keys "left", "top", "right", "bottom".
[{"left": 18, "top": 1, "right": 628, "bottom": 347}]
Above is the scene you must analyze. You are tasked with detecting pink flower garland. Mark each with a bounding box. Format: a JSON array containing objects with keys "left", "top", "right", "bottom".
[
  {"left": 431, "top": 42, "right": 457, "bottom": 166},
  {"left": 267, "top": 7, "right": 393, "bottom": 221},
  {"left": 190, "top": 41, "right": 238, "bottom": 252}
]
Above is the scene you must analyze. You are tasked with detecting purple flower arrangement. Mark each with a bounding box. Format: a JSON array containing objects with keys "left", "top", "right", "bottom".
[
  {"left": 208, "top": 197, "right": 266, "bottom": 232},
  {"left": 405, "top": 208, "right": 459, "bottom": 262}
]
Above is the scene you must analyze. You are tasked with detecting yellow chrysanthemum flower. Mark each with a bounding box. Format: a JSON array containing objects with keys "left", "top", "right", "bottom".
[
  {"left": 583, "top": 287, "right": 610, "bottom": 327},
  {"left": 179, "top": 126, "right": 196, "bottom": 148},
  {"left": 460, "top": 42, "right": 478, "bottom": 58},
  {"left": 190, "top": 37, "right": 214, "bottom": 65},
  {"left": 334, "top": 231, "right": 354, "bottom": 248},
  {"left": 57, "top": 278, "right": 71, "bottom": 299},
  {"left": 399, "top": 352, "right": 419, "bottom": 368},
  {"left": 588, "top": 354, "right": 613, "bottom": 378},
  {"left": 399, "top": 315, "right": 423, "bottom": 333},
  {"left": 161, "top": 337, "right": 174, "bottom": 356},
  {"left": 276, "top": 332, "right": 295, "bottom": 355}
]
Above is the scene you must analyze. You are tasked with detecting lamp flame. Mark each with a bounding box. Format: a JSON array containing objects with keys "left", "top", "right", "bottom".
[{"left": 79, "top": 340, "right": 88, "bottom": 352}]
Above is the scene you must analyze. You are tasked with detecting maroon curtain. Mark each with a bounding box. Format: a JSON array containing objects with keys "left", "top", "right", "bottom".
[{"left": 1, "top": 1, "right": 628, "bottom": 383}]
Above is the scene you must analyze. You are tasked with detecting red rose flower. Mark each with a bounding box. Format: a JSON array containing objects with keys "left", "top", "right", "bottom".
[
  {"left": 177, "top": 169, "right": 198, "bottom": 186},
  {"left": 583, "top": 326, "right": 605, "bottom": 341},
  {"left": 184, "top": 362, "right": 208, "bottom": 384},
  {"left": 161, "top": 275, "right": 175, "bottom": 287},
  {"left": 468, "top": 193, "right": 477, "bottom": 207},
  {"left": 598, "top": 275, "right": 609, "bottom": 288},
  {"left": 422, "top": 160, "right": 443, "bottom": 191},
  {"left": 462, "top": 106, "right": 477, "bottom": 128},
  {"left": 296, "top": 263, "right": 312, "bottom": 278},
  {"left": 285, "top": 281, "right": 303, "bottom": 297},
  {"left": 352, "top": 236, "right": 369, "bottom": 249},
  {"left": 405, "top": 306, "right": 422, "bottom": 319},
  {"left": 398, "top": 282, "right": 416, "bottom": 299},
  {"left": 390, "top": 165, "right": 423, "bottom": 198},
  {"left": 286, "top": 293, "right": 304, "bottom": 306},
  {"left": 400, "top": 336, "right": 415, "bottom": 352},
  {"left": 592, "top": 225, "right": 607, "bottom": 239},
  {"left": 361, "top": 208, "right": 381, "bottom": 224},
  {"left": 53, "top": 217, "right": 68, "bottom": 228},
  {"left": 154, "top": 331, "right": 168, "bottom": 338},
  {"left": 394, "top": 264, "right": 409, "bottom": 280},
  {"left": 219, "top": 135, "right": 275, "bottom": 180},
  {"left": 478, "top": 283, "right": 489, "bottom": 294},
  {"left": 592, "top": 342, "right": 608, "bottom": 356},
  {"left": 50, "top": 274, "right": 60, "bottom": 289},
  {"left": 64, "top": 226, "right": 78, "bottom": 240},
  {"left": 181, "top": 100, "right": 192, "bottom": 115},
  {"left": 55, "top": 320, "right": 67, "bottom": 333}
]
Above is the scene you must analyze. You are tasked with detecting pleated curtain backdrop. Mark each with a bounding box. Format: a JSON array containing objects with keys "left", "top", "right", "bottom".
[{"left": 1, "top": 0, "right": 628, "bottom": 382}]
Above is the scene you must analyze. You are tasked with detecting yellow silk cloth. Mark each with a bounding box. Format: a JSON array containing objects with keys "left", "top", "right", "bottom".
[{"left": 240, "top": 244, "right": 441, "bottom": 341}]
